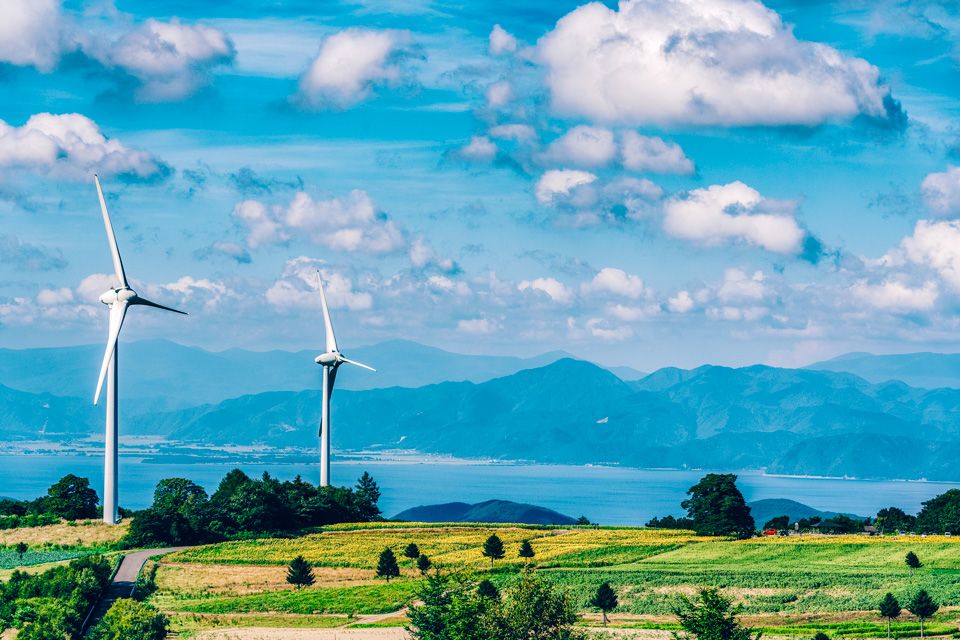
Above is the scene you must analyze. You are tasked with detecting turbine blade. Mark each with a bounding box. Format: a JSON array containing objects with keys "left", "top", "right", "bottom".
[
  {"left": 316, "top": 270, "right": 338, "bottom": 353},
  {"left": 131, "top": 297, "right": 188, "bottom": 315},
  {"left": 328, "top": 365, "right": 338, "bottom": 399},
  {"left": 95, "top": 175, "right": 128, "bottom": 288},
  {"left": 94, "top": 301, "right": 128, "bottom": 404},
  {"left": 341, "top": 357, "right": 376, "bottom": 372}
]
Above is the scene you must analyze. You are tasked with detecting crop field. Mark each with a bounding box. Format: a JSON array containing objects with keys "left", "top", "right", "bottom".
[
  {"left": 166, "top": 526, "right": 707, "bottom": 570},
  {"left": 0, "top": 519, "right": 129, "bottom": 548},
  {"left": 0, "top": 548, "right": 103, "bottom": 570}
]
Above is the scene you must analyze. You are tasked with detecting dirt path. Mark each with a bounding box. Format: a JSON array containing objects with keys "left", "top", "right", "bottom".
[{"left": 196, "top": 629, "right": 409, "bottom": 640}]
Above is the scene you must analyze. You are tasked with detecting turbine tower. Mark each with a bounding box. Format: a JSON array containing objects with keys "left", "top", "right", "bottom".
[
  {"left": 315, "top": 271, "right": 375, "bottom": 486},
  {"left": 92, "top": 175, "right": 187, "bottom": 524}
]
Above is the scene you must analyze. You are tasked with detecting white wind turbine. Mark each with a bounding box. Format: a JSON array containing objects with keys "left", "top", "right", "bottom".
[
  {"left": 92, "top": 175, "right": 187, "bottom": 524},
  {"left": 314, "top": 271, "right": 375, "bottom": 486}
]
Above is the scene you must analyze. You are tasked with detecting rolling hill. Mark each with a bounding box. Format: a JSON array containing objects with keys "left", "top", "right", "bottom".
[{"left": 392, "top": 500, "right": 577, "bottom": 525}]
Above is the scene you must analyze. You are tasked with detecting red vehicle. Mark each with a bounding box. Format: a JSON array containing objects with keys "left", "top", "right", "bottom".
[{"left": 763, "top": 529, "right": 777, "bottom": 536}]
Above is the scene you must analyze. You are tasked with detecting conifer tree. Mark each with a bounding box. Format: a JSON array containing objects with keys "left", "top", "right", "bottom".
[
  {"left": 417, "top": 553, "right": 432, "bottom": 574},
  {"left": 907, "top": 589, "right": 938, "bottom": 638},
  {"left": 518, "top": 539, "right": 535, "bottom": 562},
  {"left": 404, "top": 542, "right": 421, "bottom": 568},
  {"left": 590, "top": 582, "right": 618, "bottom": 627},
  {"left": 482, "top": 533, "right": 505, "bottom": 567},
  {"left": 377, "top": 547, "right": 401, "bottom": 582},
  {"left": 879, "top": 592, "right": 901, "bottom": 638},
  {"left": 906, "top": 551, "right": 922, "bottom": 575},
  {"left": 14, "top": 542, "right": 27, "bottom": 563},
  {"left": 478, "top": 578, "right": 500, "bottom": 599},
  {"left": 285, "top": 555, "right": 315, "bottom": 589}
]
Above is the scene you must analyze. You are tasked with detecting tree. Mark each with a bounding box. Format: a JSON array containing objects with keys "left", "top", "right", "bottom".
[
  {"left": 879, "top": 592, "right": 901, "bottom": 638},
  {"left": 286, "top": 555, "right": 315, "bottom": 589},
  {"left": 674, "top": 587, "right": 760, "bottom": 640},
  {"left": 87, "top": 599, "right": 168, "bottom": 640},
  {"left": 355, "top": 472, "right": 382, "bottom": 521},
  {"left": 589, "top": 582, "right": 618, "bottom": 627},
  {"left": 404, "top": 542, "right": 421, "bottom": 568},
  {"left": 478, "top": 579, "right": 500, "bottom": 600},
  {"left": 905, "top": 551, "right": 922, "bottom": 575},
  {"left": 482, "top": 533, "right": 506, "bottom": 566},
  {"left": 576, "top": 516, "right": 591, "bottom": 526},
  {"left": 417, "top": 554, "right": 432, "bottom": 574},
  {"left": 681, "top": 474, "right": 755, "bottom": 538},
  {"left": 377, "top": 547, "right": 400, "bottom": 582},
  {"left": 406, "top": 570, "right": 487, "bottom": 640},
  {"left": 813, "top": 633, "right": 829, "bottom": 640},
  {"left": 907, "top": 589, "right": 938, "bottom": 638},
  {"left": 647, "top": 515, "right": 696, "bottom": 529},
  {"left": 916, "top": 489, "right": 960, "bottom": 534},
  {"left": 15, "top": 542, "right": 27, "bottom": 563},
  {"left": 876, "top": 507, "right": 916, "bottom": 533},
  {"left": 45, "top": 474, "right": 99, "bottom": 521},
  {"left": 518, "top": 540, "right": 535, "bottom": 561},
  {"left": 763, "top": 516, "right": 789, "bottom": 531},
  {"left": 485, "top": 569, "right": 586, "bottom": 640}
]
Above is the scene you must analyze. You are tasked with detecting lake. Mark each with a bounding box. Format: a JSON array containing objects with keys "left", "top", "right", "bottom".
[{"left": 2, "top": 453, "right": 958, "bottom": 525}]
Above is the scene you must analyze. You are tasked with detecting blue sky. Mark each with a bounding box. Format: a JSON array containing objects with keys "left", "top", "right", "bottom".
[{"left": 3, "top": 0, "right": 960, "bottom": 372}]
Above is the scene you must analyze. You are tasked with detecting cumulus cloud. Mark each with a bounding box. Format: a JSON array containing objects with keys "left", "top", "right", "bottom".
[
  {"left": 297, "top": 28, "right": 417, "bottom": 109},
  {"left": 852, "top": 278, "right": 938, "bottom": 312},
  {"left": 486, "top": 81, "right": 513, "bottom": 108},
  {"left": 489, "top": 124, "right": 537, "bottom": 141},
  {"left": 663, "top": 182, "right": 806, "bottom": 254},
  {"left": 535, "top": 169, "right": 598, "bottom": 205},
  {"left": 668, "top": 290, "right": 694, "bottom": 313},
  {"left": 266, "top": 256, "right": 372, "bottom": 311},
  {"left": 585, "top": 318, "right": 633, "bottom": 340},
  {"left": 621, "top": 132, "right": 695, "bottom": 174},
  {"left": 890, "top": 220, "right": 960, "bottom": 293},
  {"left": 193, "top": 241, "right": 252, "bottom": 264},
  {"left": 0, "top": 234, "right": 67, "bottom": 271},
  {"left": 581, "top": 267, "right": 645, "bottom": 299},
  {"left": 0, "top": 0, "right": 65, "bottom": 71},
  {"left": 920, "top": 166, "right": 960, "bottom": 217},
  {"left": 518, "top": 277, "right": 574, "bottom": 303},
  {"left": 101, "top": 18, "right": 235, "bottom": 102},
  {"left": 537, "top": 0, "right": 901, "bottom": 127},
  {"left": 717, "top": 268, "right": 769, "bottom": 302},
  {"left": 232, "top": 190, "right": 403, "bottom": 254},
  {"left": 36, "top": 287, "right": 73, "bottom": 306},
  {"left": 0, "top": 113, "right": 170, "bottom": 181},
  {"left": 409, "top": 236, "right": 455, "bottom": 271},
  {"left": 458, "top": 136, "right": 498, "bottom": 162},
  {"left": 540, "top": 125, "right": 616, "bottom": 168},
  {"left": 458, "top": 317, "right": 499, "bottom": 334},
  {"left": 489, "top": 24, "right": 517, "bottom": 55}
]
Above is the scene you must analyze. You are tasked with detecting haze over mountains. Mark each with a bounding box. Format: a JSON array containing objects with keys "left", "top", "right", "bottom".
[{"left": 2, "top": 340, "right": 960, "bottom": 481}]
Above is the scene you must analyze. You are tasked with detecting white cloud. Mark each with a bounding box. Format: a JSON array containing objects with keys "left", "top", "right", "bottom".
[
  {"left": 0, "top": 0, "right": 64, "bottom": 71},
  {"left": 852, "top": 279, "right": 938, "bottom": 312},
  {"left": 607, "top": 303, "right": 659, "bottom": 321},
  {"left": 518, "top": 277, "right": 574, "bottom": 304},
  {"left": 668, "top": 290, "right": 694, "bottom": 313},
  {"left": 535, "top": 169, "right": 598, "bottom": 205},
  {"left": 103, "top": 18, "right": 235, "bottom": 102},
  {"left": 458, "top": 135, "right": 498, "bottom": 162},
  {"left": 458, "top": 317, "right": 498, "bottom": 334},
  {"left": 489, "top": 24, "right": 517, "bottom": 55},
  {"left": 663, "top": 182, "right": 805, "bottom": 254},
  {"left": 586, "top": 318, "right": 633, "bottom": 340},
  {"left": 621, "top": 132, "right": 695, "bottom": 175},
  {"left": 266, "top": 257, "right": 373, "bottom": 311},
  {"left": 581, "top": 267, "right": 645, "bottom": 299},
  {"left": 541, "top": 126, "right": 617, "bottom": 168},
  {"left": 707, "top": 305, "right": 769, "bottom": 321},
  {"left": 537, "top": 0, "right": 896, "bottom": 126},
  {"left": 899, "top": 220, "right": 960, "bottom": 292},
  {"left": 718, "top": 268, "right": 768, "bottom": 302},
  {"left": 297, "top": 28, "right": 414, "bottom": 109},
  {"left": 233, "top": 191, "right": 403, "bottom": 253},
  {"left": 36, "top": 287, "right": 73, "bottom": 306},
  {"left": 0, "top": 113, "right": 169, "bottom": 181},
  {"left": 920, "top": 166, "right": 960, "bottom": 217},
  {"left": 77, "top": 273, "right": 118, "bottom": 303},
  {"left": 409, "top": 235, "right": 455, "bottom": 270},
  {"left": 489, "top": 124, "right": 537, "bottom": 141},
  {"left": 486, "top": 81, "right": 513, "bottom": 108}
]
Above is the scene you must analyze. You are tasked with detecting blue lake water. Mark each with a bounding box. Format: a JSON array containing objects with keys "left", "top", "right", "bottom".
[{"left": 2, "top": 453, "right": 959, "bottom": 525}]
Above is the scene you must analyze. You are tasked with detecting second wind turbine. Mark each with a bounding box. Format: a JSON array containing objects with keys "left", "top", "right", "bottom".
[{"left": 314, "top": 271, "right": 375, "bottom": 486}]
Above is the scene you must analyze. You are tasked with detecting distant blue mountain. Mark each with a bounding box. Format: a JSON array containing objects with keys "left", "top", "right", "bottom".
[
  {"left": 393, "top": 500, "right": 577, "bottom": 525},
  {"left": 0, "top": 339, "right": 646, "bottom": 408},
  {"left": 746, "top": 499, "right": 866, "bottom": 527},
  {"left": 806, "top": 352, "right": 960, "bottom": 390}
]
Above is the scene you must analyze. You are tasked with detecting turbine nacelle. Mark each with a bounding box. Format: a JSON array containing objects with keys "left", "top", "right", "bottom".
[
  {"left": 315, "top": 352, "right": 341, "bottom": 367},
  {"left": 99, "top": 287, "right": 137, "bottom": 306}
]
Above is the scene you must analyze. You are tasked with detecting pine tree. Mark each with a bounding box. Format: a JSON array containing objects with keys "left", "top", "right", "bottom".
[
  {"left": 285, "top": 555, "right": 315, "bottom": 589},
  {"left": 478, "top": 578, "right": 500, "bottom": 599},
  {"left": 14, "top": 542, "right": 27, "bottom": 563},
  {"left": 404, "top": 542, "right": 421, "bottom": 568},
  {"left": 518, "top": 539, "right": 535, "bottom": 562},
  {"left": 417, "top": 553, "right": 432, "bottom": 574},
  {"left": 674, "top": 587, "right": 759, "bottom": 640},
  {"left": 879, "top": 592, "right": 901, "bottom": 638},
  {"left": 906, "top": 551, "right": 922, "bottom": 575},
  {"left": 482, "top": 533, "right": 505, "bottom": 567},
  {"left": 589, "top": 582, "right": 618, "bottom": 627},
  {"left": 813, "top": 633, "right": 829, "bottom": 640},
  {"left": 907, "top": 589, "right": 938, "bottom": 638},
  {"left": 376, "top": 547, "right": 401, "bottom": 582}
]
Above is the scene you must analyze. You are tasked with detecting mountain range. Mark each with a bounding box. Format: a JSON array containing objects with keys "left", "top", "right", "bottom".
[
  {"left": 806, "top": 351, "right": 960, "bottom": 390},
  {"left": 746, "top": 499, "right": 866, "bottom": 527},
  {"left": 2, "top": 340, "right": 960, "bottom": 481}
]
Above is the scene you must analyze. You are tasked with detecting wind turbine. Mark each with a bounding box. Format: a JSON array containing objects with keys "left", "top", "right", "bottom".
[
  {"left": 92, "top": 175, "right": 187, "bottom": 524},
  {"left": 314, "top": 271, "right": 375, "bottom": 486}
]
